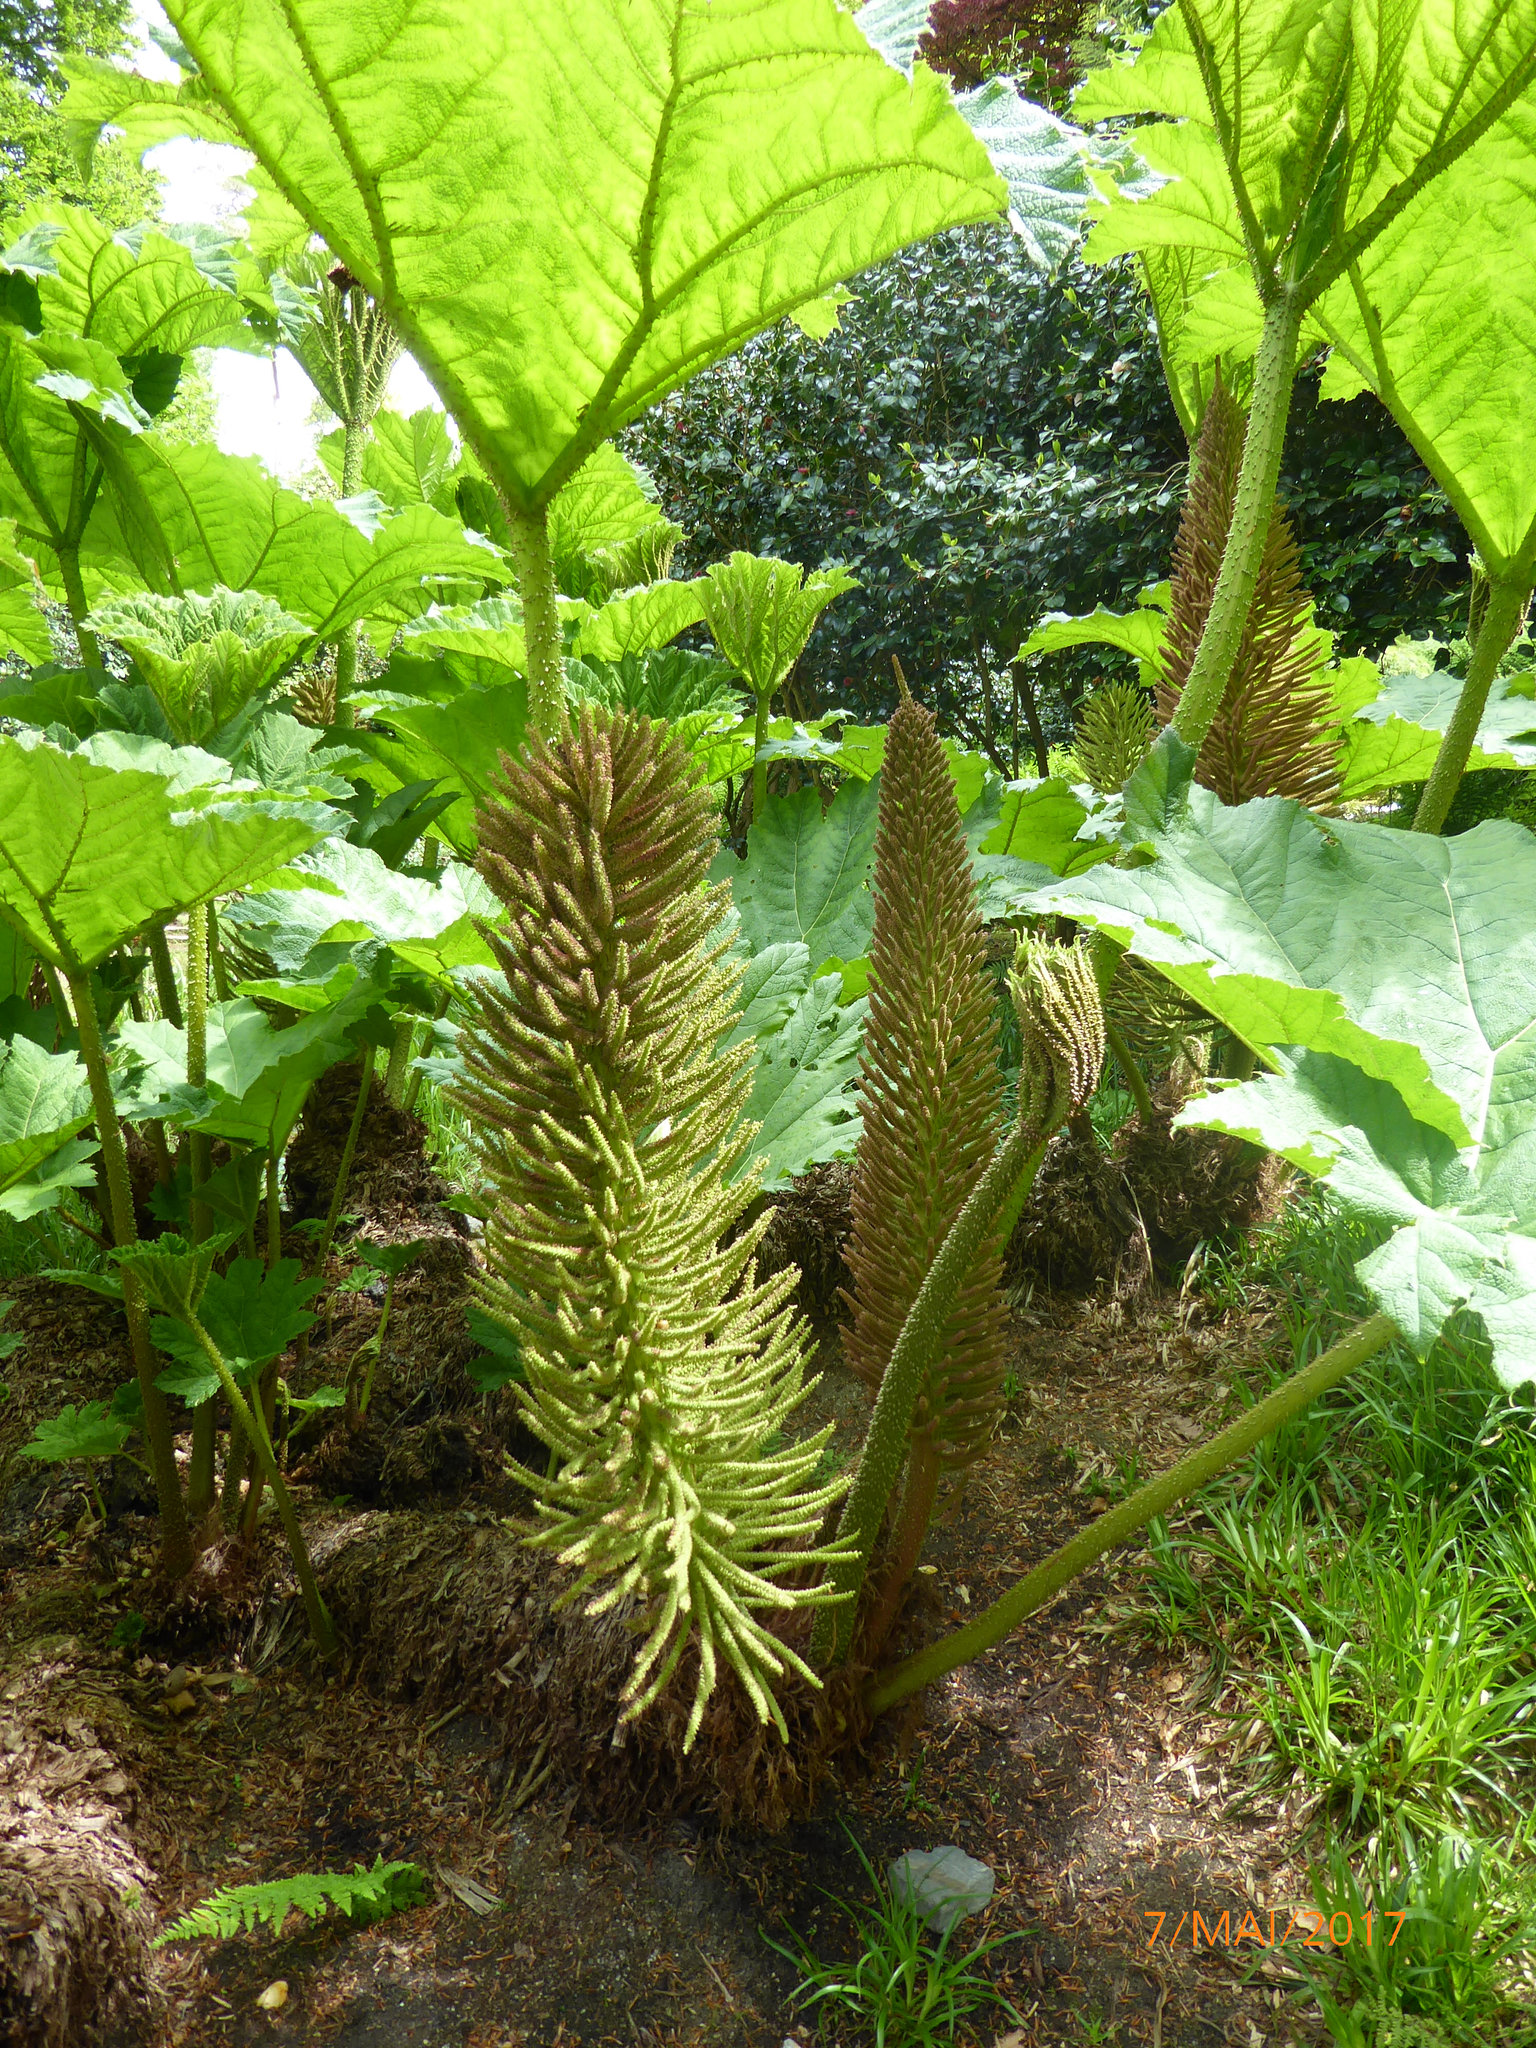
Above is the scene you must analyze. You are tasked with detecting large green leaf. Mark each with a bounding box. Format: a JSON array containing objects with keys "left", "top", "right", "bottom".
[
  {"left": 721, "top": 777, "right": 880, "bottom": 972},
  {"left": 85, "top": 588, "right": 311, "bottom": 745},
  {"left": 34, "top": 208, "right": 256, "bottom": 359},
  {"left": 1078, "top": 0, "right": 1536, "bottom": 574},
  {"left": 569, "top": 580, "right": 709, "bottom": 662},
  {"left": 116, "top": 982, "right": 383, "bottom": 1153},
  {"left": 88, "top": 438, "right": 498, "bottom": 644},
  {"left": 721, "top": 940, "right": 815, "bottom": 1050},
  {"left": 221, "top": 837, "right": 499, "bottom": 987},
  {"left": 569, "top": 648, "right": 743, "bottom": 727},
  {"left": 0, "top": 1137, "right": 100, "bottom": 1222},
  {"left": 21, "top": 1399, "right": 132, "bottom": 1463},
  {"left": 152, "top": 1255, "right": 322, "bottom": 1399},
  {"left": 0, "top": 731, "right": 333, "bottom": 971},
  {"left": 546, "top": 445, "right": 669, "bottom": 592},
  {"left": 0, "top": 209, "right": 260, "bottom": 599},
  {"left": 731, "top": 976, "right": 866, "bottom": 1191},
  {"left": 1337, "top": 663, "right": 1536, "bottom": 798},
  {"left": 318, "top": 407, "right": 459, "bottom": 513},
  {"left": 0, "top": 522, "right": 50, "bottom": 662},
  {"left": 397, "top": 598, "right": 530, "bottom": 694},
  {"left": 0, "top": 325, "right": 141, "bottom": 598},
  {"left": 700, "top": 554, "right": 858, "bottom": 698},
  {"left": 974, "top": 777, "right": 1117, "bottom": 875},
  {"left": 0, "top": 1037, "right": 93, "bottom": 1191},
  {"left": 59, "top": 55, "right": 245, "bottom": 163},
  {"left": 962, "top": 774, "right": 1117, "bottom": 916},
  {"left": 138, "top": 0, "right": 1006, "bottom": 510},
  {"left": 1180, "top": 1049, "right": 1536, "bottom": 1389},
  {"left": 1029, "top": 776, "right": 1536, "bottom": 1156},
  {"left": 343, "top": 683, "right": 528, "bottom": 855},
  {"left": 1016, "top": 599, "right": 1167, "bottom": 687}
]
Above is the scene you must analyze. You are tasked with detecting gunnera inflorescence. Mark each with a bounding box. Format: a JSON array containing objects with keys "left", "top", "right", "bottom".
[
  {"left": 839, "top": 689, "right": 1008, "bottom": 1630},
  {"left": 455, "top": 704, "right": 848, "bottom": 1747}
]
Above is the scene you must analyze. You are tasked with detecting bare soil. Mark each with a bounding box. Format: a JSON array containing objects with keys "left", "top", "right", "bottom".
[{"left": 0, "top": 1123, "right": 1326, "bottom": 2048}]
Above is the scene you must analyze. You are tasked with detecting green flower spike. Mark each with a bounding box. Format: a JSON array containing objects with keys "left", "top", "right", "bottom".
[{"left": 457, "top": 704, "right": 852, "bottom": 1748}]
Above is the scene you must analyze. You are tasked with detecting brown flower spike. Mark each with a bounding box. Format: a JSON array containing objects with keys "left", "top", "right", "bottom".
[{"left": 839, "top": 690, "right": 1008, "bottom": 1642}]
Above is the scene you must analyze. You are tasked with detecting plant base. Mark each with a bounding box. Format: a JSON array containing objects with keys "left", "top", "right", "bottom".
[{"left": 309, "top": 1510, "right": 872, "bottom": 1831}]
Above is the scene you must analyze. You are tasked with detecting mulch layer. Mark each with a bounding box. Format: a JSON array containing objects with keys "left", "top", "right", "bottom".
[{"left": 0, "top": 1141, "right": 1333, "bottom": 2048}]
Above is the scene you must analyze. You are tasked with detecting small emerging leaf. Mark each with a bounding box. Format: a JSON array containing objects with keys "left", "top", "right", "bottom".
[{"left": 22, "top": 1400, "right": 132, "bottom": 1463}]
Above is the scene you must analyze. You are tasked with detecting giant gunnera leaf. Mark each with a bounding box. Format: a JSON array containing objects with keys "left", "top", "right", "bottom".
[
  {"left": 86, "top": 588, "right": 311, "bottom": 745},
  {"left": 91, "top": 440, "right": 497, "bottom": 646},
  {"left": 1078, "top": 0, "right": 1536, "bottom": 577},
  {"left": 0, "top": 1037, "right": 93, "bottom": 1192},
  {"left": 721, "top": 778, "right": 880, "bottom": 973},
  {"left": 1029, "top": 758, "right": 1536, "bottom": 1386},
  {"left": 117, "top": 970, "right": 391, "bottom": 1156},
  {"left": 98, "top": 0, "right": 1008, "bottom": 512},
  {"left": 1181, "top": 1051, "right": 1536, "bottom": 1389},
  {"left": 0, "top": 730, "right": 333, "bottom": 972},
  {"left": 733, "top": 975, "right": 867, "bottom": 1191},
  {"left": 1030, "top": 765, "right": 1498, "bottom": 1147},
  {"left": 0, "top": 208, "right": 258, "bottom": 604},
  {"left": 220, "top": 838, "right": 499, "bottom": 989}
]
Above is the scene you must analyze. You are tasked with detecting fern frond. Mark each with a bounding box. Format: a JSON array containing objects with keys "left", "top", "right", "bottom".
[{"left": 152, "top": 1858, "right": 427, "bottom": 1946}]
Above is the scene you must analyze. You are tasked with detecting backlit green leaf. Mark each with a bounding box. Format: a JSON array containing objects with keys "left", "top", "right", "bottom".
[
  {"left": 319, "top": 407, "right": 459, "bottom": 513},
  {"left": 570, "top": 581, "right": 709, "bottom": 663},
  {"left": 90, "top": 439, "right": 498, "bottom": 644},
  {"left": 0, "top": 1037, "right": 93, "bottom": 1191},
  {"left": 0, "top": 731, "right": 333, "bottom": 972},
  {"left": 1078, "top": 0, "right": 1536, "bottom": 574},
  {"left": 344, "top": 684, "right": 528, "bottom": 856},
  {"left": 700, "top": 555, "right": 858, "bottom": 698},
  {"left": 151, "top": 0, "right": 1007, "bottom": 509},
  {"left": 35, "top": 208, "right": 254, "bottom": 358},
  {"left": 86, "top": 588, "right": 311, "bottom": 746}
]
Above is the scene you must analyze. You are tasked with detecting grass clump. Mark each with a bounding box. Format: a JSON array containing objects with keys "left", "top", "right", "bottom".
[
  {"left": 764, "top": 1829, "right": 1023, "bottom": 2047},
  {"left": 1124, "top": 1191, "right": 1536, "bottom": 2042}
]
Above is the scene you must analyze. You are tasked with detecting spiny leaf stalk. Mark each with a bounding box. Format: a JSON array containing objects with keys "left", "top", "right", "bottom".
[
  {"left": 457, "top": 705, "right": 849, "bottom": 1747},
  {"left": 1158, "top": 372, "right": 1338, "bottom": 810},
  {"left": 812, "top": 935, "right": 1104, "bottom": 1667}
]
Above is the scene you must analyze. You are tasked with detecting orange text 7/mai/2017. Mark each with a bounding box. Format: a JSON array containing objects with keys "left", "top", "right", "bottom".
[{"left": 1145, "top": 1907, "right": 1407, "bottom": 1951}]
